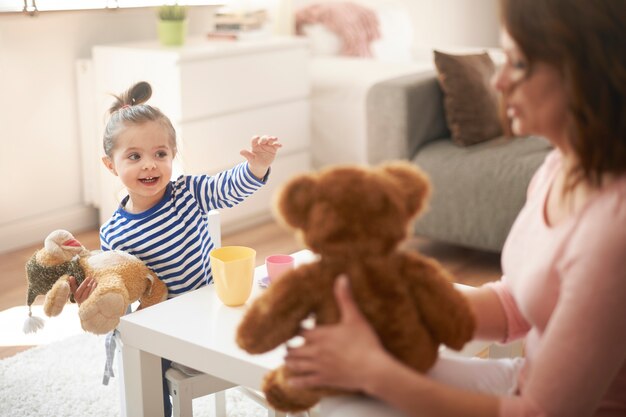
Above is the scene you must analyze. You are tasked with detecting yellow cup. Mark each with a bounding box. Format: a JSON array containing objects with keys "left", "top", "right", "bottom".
[{"left": 210, "top": 246, "right": 256, "bottom": 306}]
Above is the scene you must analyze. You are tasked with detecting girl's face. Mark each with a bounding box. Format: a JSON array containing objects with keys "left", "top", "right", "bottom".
[
  {"left": 102, "top": 120, "right": 175, "bottom": 211},
  {"left": 493, "top": 30, "right": 570, "bottom": 148}
]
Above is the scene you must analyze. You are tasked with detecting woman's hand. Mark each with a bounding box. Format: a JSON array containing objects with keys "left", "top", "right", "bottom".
[
  {"left": 240, "top": 135, "right": 282, "bottom": 180},
  {"left": 285, "top": 275, "right": 389, "bottom": 392},
  {"left": 68, "top": 276, "right": 97, "bottom": 305}
]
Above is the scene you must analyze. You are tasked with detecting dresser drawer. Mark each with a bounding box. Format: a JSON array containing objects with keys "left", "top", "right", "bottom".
[
  {"left": 179, "top": 47, "right": 309, "bottom": 121},
  {"left": 178, "top": 99, "right": 309, "bottom": 174}
]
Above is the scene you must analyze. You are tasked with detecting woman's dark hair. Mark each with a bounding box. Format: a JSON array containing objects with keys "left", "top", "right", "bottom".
[
  {"left": 500, "top": 0, "right": 626, "bottom": 188},
  {"left": 103, "top": 81, "right": 177, "bottom": 157}
]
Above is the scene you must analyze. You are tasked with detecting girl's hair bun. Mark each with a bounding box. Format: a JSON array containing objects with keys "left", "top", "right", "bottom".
[
  {"left": 109, "top": 81, "right": 153, "bottom": 114},
  {"left": 128, "top": 81, "right": 152, "bottom": 106}
]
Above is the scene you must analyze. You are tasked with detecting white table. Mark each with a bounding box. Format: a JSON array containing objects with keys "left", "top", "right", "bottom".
[
  {"left": 118, "top": 249, "right": 489, "bottom": 416},
  {"left": 117, "top": 250, "right": 315, "bottom": 416}
]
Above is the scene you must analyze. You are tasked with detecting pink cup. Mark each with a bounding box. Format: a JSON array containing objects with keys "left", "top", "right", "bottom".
[{"left": 265, "top": 254, "right": 295, "bottom": 284}]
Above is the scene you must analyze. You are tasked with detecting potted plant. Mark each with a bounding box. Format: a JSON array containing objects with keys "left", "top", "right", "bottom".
[{"left": 157, "top": 4, "right": 188, "bottom": 46}]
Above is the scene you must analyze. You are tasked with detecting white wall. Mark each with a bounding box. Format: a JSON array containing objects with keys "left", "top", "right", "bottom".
[
  {"left": 406, "top": 0, "right": 500, "bottom": 50},
  {"left": 0, "top": 7, "right": 216, "bottom": 253},
  {"left": 292, "top": 0, "right": 500, "bottom": 52}
]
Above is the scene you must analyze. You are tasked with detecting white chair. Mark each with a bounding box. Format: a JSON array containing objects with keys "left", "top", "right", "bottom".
[
  {"left": 164, "top": 209, "right": 288, "bottom": 417},
  {"left": 165, "top": 367, "right": 232, "bottom": 417}
]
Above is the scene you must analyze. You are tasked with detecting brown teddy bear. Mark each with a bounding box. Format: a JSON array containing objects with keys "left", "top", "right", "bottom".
[
  {"left": 236, "top": 161, "right": 476, "bottom": 412},
  {"left": 23, "top": 229, "right": 167, "bottom": 335}
]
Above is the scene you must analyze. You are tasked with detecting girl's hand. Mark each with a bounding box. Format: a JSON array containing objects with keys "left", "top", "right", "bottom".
[
  {"left": 240, "top": 135, "right": 282, "bottom": 180},
  {"left": 68, "top": 276, "right": 97, "bottom": 305},
  {"left": 285, "top": 275, "right": 388, "bottom": 392}
]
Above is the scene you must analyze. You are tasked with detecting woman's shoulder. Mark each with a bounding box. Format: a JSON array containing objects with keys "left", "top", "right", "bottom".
[
  {"left": 585, "top": 174, "right": 626, "bottom": 227},
  {"left": 527, "top": 148, "right": 561, "bottom": 198},
  {"left": 567, "top": 175, "right": 626, "bottom": 260}
]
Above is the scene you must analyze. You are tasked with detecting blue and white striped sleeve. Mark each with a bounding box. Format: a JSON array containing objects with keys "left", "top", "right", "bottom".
[
  {"left": 99, "top": 225, "right": 114, "bottom": 252},
  {"left": 185, "top": 162, "right": 268, "bottom": 213}
]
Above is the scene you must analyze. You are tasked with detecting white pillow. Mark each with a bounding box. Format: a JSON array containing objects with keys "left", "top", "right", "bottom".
[
  {"left": 300, "top": 23, "right": 343, "bottom": 56},
  {"left": 295, "top": 0, "right": 414, "bottom": 63}
]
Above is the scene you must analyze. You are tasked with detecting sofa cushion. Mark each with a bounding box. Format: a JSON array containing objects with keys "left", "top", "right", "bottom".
[
  {"left": 433, "top": 50, "right": 503, "bottom": 146},
  {"left": 413, "top": 136, "right": 552, "bottom": 252}
]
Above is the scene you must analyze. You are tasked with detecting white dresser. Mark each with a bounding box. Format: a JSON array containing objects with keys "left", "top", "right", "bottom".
[{"left": 90, "top": 36, "right": 311, "bottom": 231}]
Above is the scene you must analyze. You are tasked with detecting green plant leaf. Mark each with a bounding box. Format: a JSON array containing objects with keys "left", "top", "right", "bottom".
[{"left": 158, "top": 4, "right": 187, "bottom": 21}]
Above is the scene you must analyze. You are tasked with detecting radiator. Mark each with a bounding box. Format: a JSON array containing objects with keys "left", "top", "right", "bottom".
[{"left": 75, "top": 59, "right": 100, "bottom": 208}]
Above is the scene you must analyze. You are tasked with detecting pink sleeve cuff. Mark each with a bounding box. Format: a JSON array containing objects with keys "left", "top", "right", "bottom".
[{"left": 483, "top": 281, "right": 531, "bottom": 343}]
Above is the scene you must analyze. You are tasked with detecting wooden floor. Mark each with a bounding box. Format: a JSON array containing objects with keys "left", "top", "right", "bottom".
[{"left": 0, "top": 220, "right": 501, "bottom": 360}]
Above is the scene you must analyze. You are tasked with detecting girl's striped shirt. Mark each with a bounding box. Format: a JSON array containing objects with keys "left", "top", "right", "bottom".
[{"left": 99, "top": 162, "right": 266, "bottom": 297}]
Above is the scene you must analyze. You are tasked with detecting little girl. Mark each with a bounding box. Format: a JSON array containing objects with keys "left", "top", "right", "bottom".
[
  {"left": 76, "top": 80, "right": 281, "bottom": 416},
  {"left": 98, "top": 80, "right": 281, "bottom": 297}
]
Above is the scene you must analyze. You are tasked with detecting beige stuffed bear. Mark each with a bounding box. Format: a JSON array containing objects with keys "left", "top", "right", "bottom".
[{"left": 23, "top": 229, "right": 167, "bottom": 335}]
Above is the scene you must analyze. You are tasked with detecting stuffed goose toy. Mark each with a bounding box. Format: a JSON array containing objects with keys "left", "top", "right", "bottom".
[{"left": 23, "top": 229, "right": 167, "bottom": 335}]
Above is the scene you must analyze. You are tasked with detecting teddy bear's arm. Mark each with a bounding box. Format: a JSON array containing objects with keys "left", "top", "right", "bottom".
[
  {"left": 237, "top": 266, "right": 318, "bottom": 354},
  {"left": 402, "top": 256, "right": 476, "bottom": 350},
  {"left": 43, "top": 274, "right": 72, "bottom": 317},
  {"left": 138, "top": 272, "right": 168, "bottom": 309}
]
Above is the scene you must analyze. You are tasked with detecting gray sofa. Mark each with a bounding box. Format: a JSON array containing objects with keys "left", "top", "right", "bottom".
[{"left": 366, "top": 70, "right": 552, "bottom": 252}]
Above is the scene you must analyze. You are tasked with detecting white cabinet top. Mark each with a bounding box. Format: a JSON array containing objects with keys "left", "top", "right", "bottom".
[{"left": 93, "top": 36, "right": 310, "bottom": 62}]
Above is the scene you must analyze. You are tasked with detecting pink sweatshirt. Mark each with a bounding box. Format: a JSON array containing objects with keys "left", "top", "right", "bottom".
[{"left": 488, "top": 150, "right": 626, "bottom": 417}]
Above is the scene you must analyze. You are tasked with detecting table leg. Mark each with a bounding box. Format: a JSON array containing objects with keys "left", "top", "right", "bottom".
[{"left": 121, "top": 343, "right": 165, "bottom": 417}]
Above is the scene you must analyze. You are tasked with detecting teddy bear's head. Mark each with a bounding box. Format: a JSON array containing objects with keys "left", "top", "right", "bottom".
[{"left": 274, "top": 161, "right": 431, "bottom": 257}]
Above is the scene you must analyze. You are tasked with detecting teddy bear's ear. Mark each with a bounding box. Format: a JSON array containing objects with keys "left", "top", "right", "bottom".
[
  {"left": 272, "top": 174, "right": 318, "bottom": 229},
  {"left": 380, "top": 161, "right": 432, "bottom": 217}
]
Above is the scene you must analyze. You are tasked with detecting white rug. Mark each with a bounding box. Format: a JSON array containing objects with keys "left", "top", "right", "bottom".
[{"left": 0, "top": 332, "right": 267, "bottom": 417}]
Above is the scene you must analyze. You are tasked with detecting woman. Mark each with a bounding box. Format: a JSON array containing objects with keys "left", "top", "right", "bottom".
[{"left": 284, "top": 0, "right": 626, "bottom": 416}]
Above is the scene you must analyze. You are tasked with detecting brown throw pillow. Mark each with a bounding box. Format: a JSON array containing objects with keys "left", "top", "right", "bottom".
[{"left": 434, "top": 50, "right": 503, "bottom": 146}]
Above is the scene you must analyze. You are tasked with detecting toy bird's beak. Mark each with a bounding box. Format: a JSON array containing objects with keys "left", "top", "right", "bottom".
[{"left": 62, "top": 239, "right": 81, "bottom": 247}]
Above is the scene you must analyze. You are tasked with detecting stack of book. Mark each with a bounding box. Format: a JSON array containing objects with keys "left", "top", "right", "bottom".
[{"left": 207, "top": 8, "right": 270, "bottom": 40}]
